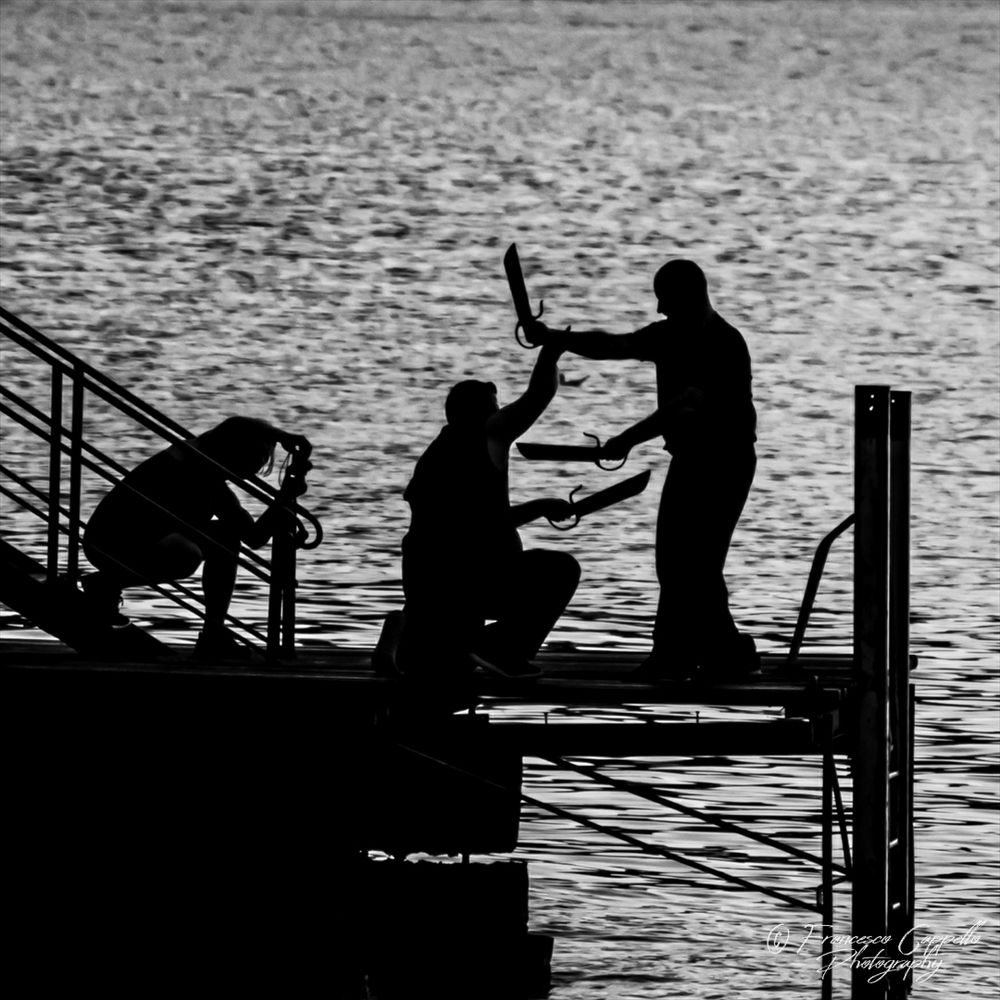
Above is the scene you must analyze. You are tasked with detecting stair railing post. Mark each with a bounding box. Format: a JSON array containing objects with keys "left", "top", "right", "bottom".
[
  {"left": 281, "top": 528, "right": 297, "bottom": 659},
  {"left": 266, "top": 526, "right": 284, "bottom": 663},
  {"left": 266, "top": 498, "right": 297, "bottom": 663},
  {"left": 888, "top": 390, "right": 913, "bottom": 997},
  {"left": 46, "top": 367, "right": 63, "bottom": 583},
  {"left": 66, "top": 366, "right": 85, "bottom": 583},
  {"left": 852, "top": 385, "right": 892, "bottom": 998}
]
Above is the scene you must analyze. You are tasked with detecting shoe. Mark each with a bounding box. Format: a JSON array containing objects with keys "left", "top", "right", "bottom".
[
  {"left": 80, "top": 573, "right": 130, "bottom": 629},
  {"left": 631, "top": 651, "right": 698, "bottom": 682},
  {"left": 193, "top": 625, "right": 253, "bottom": 662},
  {"left": 700, "top": 634, "right": 762, "bottom": 681},
  {"left": 470, "top": 638, "right": 541, "bottom": 680},
  {"left": 372, "top": 610, "right": 405, "bottom": 678}
]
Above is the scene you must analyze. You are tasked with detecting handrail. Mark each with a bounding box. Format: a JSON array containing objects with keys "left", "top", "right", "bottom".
[
  {"left": 785, "top": 513, "right": 856, "bottom": 669},
  {"left": 0, "top": 304, "right": 322, "bottom": 659},
  {"left": 0, "top": 393, "right": 271, "bottom": 580},
  {"left": 0, "top": 310, "right": 323, "bottom": 545}
]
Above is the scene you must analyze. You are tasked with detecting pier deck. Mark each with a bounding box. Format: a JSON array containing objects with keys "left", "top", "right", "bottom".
[{"left": 4, "top": 637, "right": 856, "bottom": 756}]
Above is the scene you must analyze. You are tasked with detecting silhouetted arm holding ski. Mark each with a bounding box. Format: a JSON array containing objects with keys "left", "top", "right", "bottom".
[
  {"left": 488, "top": 342, "right": 574, "bottom": 524},
  {"left": 508, "top": 496, "right": 573, "bottom": 528},
  {"left": 602, "top": 388, "right": 705, "bottom": 459},
  {"left": 488, "top": 342, "right": 565, "bottom": 445},
  {"left": 523, "top": 317, "right": 705, "bottom": 460},
  {"left": 523, "top": 321, "right": 641, "bottom": 362}
]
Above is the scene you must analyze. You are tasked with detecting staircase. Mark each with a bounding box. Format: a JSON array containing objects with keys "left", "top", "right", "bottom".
[{"left": 0, "top": 305, "right": 322, "bottom": 661}]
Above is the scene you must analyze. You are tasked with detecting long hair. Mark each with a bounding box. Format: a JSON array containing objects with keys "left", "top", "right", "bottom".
[{"left": 195, "top": 416, "right": 279, "bottom": 476}]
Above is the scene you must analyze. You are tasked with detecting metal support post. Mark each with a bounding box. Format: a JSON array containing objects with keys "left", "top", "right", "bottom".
[
  {"left": 851, "top": 385, "right": 891, "bottom": 998},
  {"left": 46, "top": 369, "right": 63, "bottom": 583},
  {"left": 67, "top": 369, "right": 84, "bottom": 582},
  {"left": 822, "top": 753, "right": 834, "bottom": 1000},
  {"left": 888, "top": 390, "right": 913, "bottom": 997}
]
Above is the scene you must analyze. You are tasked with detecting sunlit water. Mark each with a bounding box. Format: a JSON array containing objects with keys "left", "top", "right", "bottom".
[{"left": 1, "top": 2, "right": 997, "bottom": 996}]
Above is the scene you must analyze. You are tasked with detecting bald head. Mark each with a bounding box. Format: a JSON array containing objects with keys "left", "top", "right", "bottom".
[{"left": 653, "top": 260, "right": 711, "bottom": 320}]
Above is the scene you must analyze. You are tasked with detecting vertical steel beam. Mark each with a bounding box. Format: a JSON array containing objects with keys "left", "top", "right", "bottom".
[
  {"left": 822, "top": 753, "right": 834, "bottom": 1000},
  {"left": 888, "top": 391, "right": 913, "bottom": 996},
  {"left": 46, "top": 368, "right": 64, "bottom": 583},
  {"left": 852, "top": 385, "right": 891, "bottom": 998}
]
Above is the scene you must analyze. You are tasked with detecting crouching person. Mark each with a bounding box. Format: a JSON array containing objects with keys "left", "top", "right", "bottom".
[
  {"left": 398, "top": 344, "right": 580, "bottom": 681},
  {"left": 82, "top": 416, "right": 311, "bottom": 659}
]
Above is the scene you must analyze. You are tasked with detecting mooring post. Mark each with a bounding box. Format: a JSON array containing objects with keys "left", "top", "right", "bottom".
[
  {"left": 888, "top": 390, "right": 913, "bottom": 997},
  {"left": 852, "top": 385, "right": 892, "bottom": 998}
]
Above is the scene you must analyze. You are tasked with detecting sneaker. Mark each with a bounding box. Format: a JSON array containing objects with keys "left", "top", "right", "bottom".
[
  {"left": 80, "top": 573, "right": 130, "bottom": 630},
  {"left": 700, "top": 634, "right": 762, "bottom": 681},
  {"left": 631, "top": 651, "right": 698, "bottom": 683},
  {"left": 193, "top": 625, "right": 253, "bottom": 662},
  {"left": 470, "top": 639, "right": 541, "bottom": 681}
]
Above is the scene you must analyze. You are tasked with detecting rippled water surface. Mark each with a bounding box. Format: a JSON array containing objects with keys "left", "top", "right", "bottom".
[{"left": 1, "top": 2, "right": 998, "bottom": 996}]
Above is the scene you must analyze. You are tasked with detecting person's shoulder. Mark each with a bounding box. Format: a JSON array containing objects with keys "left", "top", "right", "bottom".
[
  {"left": 711, "top": 312, "right": 750, "bottom": 346},
  {"left": 710, "top": 310, "right": 740, "bottom": 333},
  {"left": 628, "top": 319, "right": 669, "bottom": 358}
]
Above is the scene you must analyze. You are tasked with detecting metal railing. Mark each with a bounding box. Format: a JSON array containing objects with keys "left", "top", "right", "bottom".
[
  {"left": 0, "top": 305, "right": 322, "bottom": 660},
  {"left": 786, "top": 513, "right": 856, "bottom": 669}
]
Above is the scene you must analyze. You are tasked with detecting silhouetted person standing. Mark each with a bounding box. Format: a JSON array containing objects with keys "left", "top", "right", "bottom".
[
  {"left": 399, "top": 344, "right": 580, "bottom": 680},
  {"left": 526, "top": 259, "right": 759, "bottom": 680}
]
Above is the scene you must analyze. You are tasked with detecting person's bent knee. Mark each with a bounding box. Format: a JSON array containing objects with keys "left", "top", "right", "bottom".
[
  {"left": 524, "top": 549, "right": 581, "bottom": 591},
  {"left": 158, "top": 534, "right": 204, "bottom": 579}
]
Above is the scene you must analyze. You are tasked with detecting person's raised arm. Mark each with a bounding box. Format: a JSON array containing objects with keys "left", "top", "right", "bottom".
[{"left": 487, "top": 342, "right": 565, "bottom": 445}]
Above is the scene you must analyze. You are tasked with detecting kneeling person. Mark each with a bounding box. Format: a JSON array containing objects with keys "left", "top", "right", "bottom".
[{"left": 400, "top": 345, "right": 579, "bottom": 680}]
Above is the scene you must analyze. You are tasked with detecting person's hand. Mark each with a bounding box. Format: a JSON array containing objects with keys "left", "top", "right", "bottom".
[
  {"left": 280, "top": 459, "right": 312, "bottom": 498},
  {"left": 522, "top": 318, "right": 551, "bottom": 346},
  {"left": 537, "top": 497, "right": 575, "bottom": 523},
  {"left": 282, "top": 433, "right": 312, "bottom": 459},
  {"left": 600, "top": 434, "right": 631, "bottom": 461}
]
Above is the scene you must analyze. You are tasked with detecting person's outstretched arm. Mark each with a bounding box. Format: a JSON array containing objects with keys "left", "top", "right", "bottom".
[
  {"left": 602, "top": 411, "right": 664, "bottom": 459},
  {"left": 524, "top": 319, "right": 646, "bottom": 362},
  {"left": 603, "top": 386, "right": 705, "bottom": 459},
  {"left": 488, "top": 342, "right": 565, "bottom": 445},
  {"left": 508, "top": 496, "right": 576, "bottom": 528}
]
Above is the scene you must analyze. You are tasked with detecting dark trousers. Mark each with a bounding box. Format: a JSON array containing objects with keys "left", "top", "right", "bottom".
[
  {"left": 400, "top": 544, "right": 580, "bottom": 676},
  {"left": 652, "top": 446, "right": 756, "bottom": 660}
]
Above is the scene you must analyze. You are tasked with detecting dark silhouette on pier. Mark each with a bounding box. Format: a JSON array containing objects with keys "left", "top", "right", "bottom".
[
  {"left": 525, "top": 259, "right": 759, "bottom": 681},
  {"left": 82, "top": 416, "right": 311, "bottom": 660},
  {"left": 397, "top": 345, "right": 580, "bottom": 680}
]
